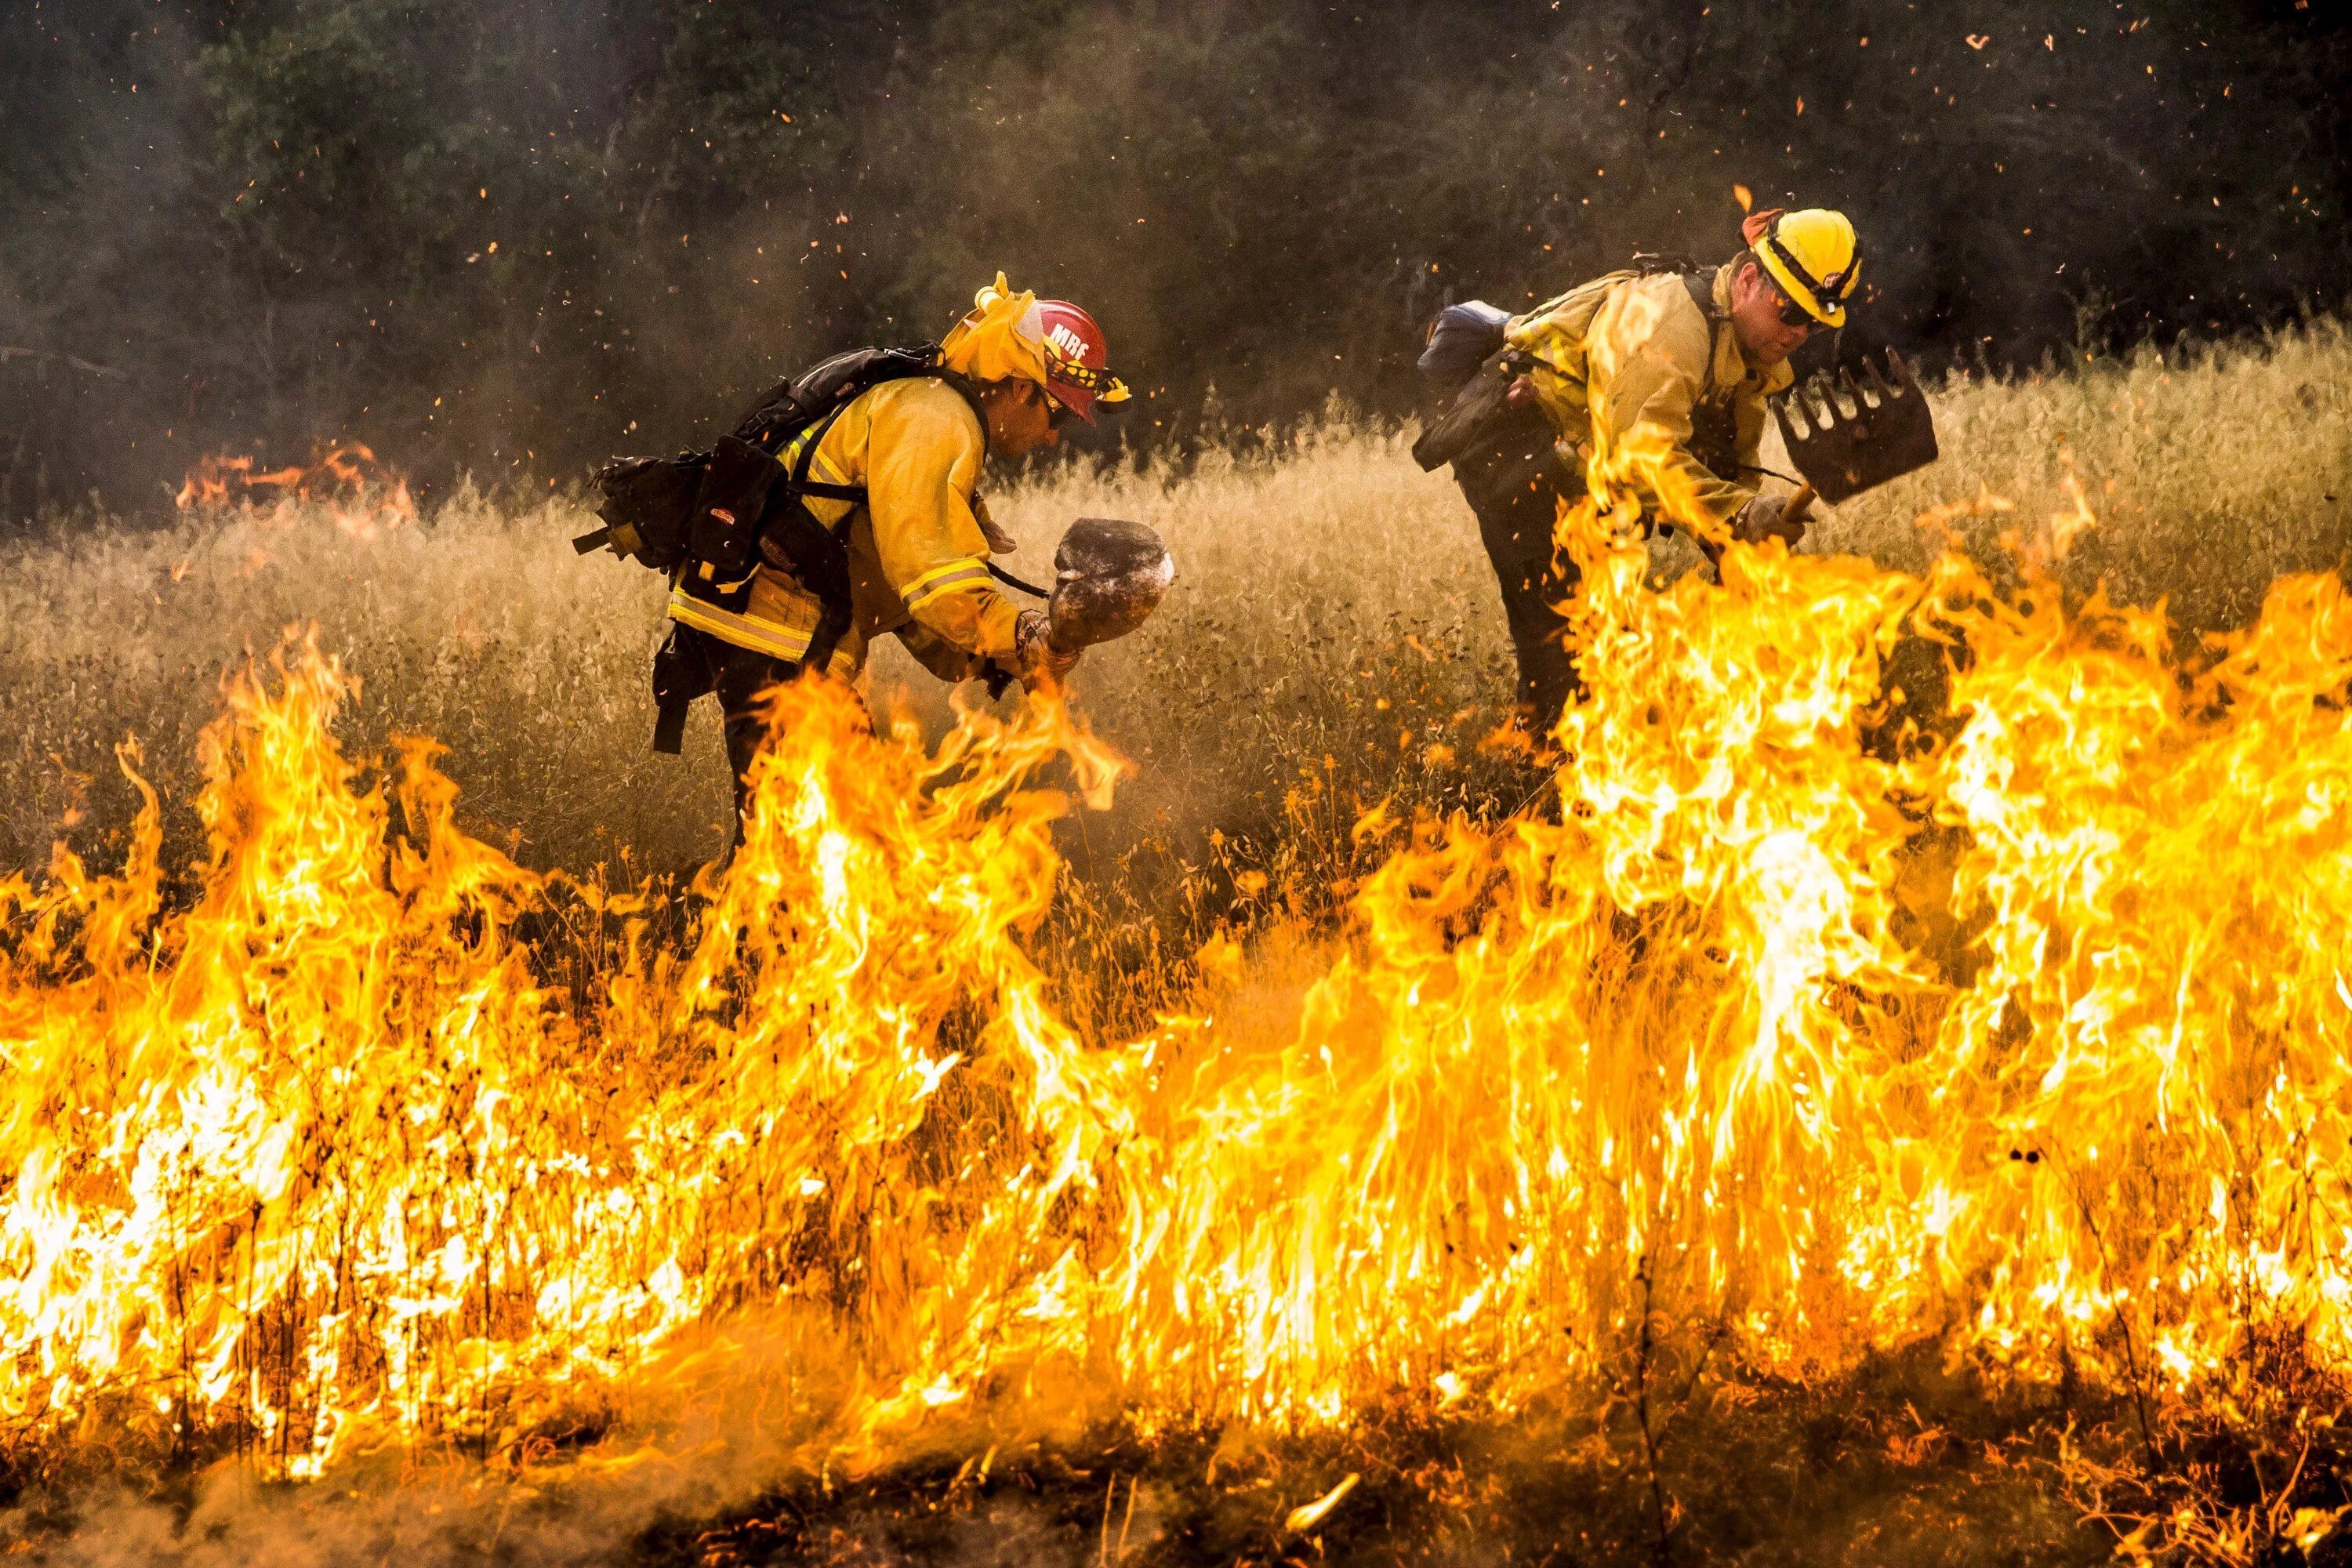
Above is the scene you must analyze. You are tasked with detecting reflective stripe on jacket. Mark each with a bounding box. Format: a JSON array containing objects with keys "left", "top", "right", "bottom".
[
  {"left": 664, "top": 376, "right": 1023, "bottom": 677},
  {"left": 1504, "top": 263, "right": 1794, "bottom": 531}
]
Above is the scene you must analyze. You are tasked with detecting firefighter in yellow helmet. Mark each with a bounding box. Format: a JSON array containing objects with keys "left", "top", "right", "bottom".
[
  {"left": 653, "top": 273, "right": 1131, "bottom": 832},
  {"left": 1434, "top": 206, "right": 1860, "bottom": 726}
]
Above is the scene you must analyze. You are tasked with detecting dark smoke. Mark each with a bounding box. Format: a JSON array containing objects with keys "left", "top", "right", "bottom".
[{"left": 2, "top": 0, "right": 2345, "bottom": 518}]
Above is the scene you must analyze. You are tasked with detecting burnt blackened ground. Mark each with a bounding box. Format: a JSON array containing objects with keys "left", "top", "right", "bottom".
[
  {"left": 637, "top": 1348, "right": 2186, "bottom": 1568},
  {"left": 9, "top": 1343, "right": 2350, "bottom": 1564}
]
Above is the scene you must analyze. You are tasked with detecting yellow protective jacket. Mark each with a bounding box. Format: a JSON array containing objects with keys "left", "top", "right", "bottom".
[
  {"left": 1504, "top": 263, "right": 1794, "bottom": 532},
  {"left": 665, "top": 376, "right": 1024, "bottom": 681}
]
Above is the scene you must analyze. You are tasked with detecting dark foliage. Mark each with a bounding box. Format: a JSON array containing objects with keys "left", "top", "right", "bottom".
[{"left": 2, "top": 0, "right": 2345, "bottom": 518}]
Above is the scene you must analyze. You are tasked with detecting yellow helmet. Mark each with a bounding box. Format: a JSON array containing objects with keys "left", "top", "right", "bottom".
[{"left": 1750, "top": 208, "right": 1861, "bottom": 328}]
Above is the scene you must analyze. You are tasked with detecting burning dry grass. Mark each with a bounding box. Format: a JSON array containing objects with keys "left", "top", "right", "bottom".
[
  {"left": 1816, "top": 323, "right": 2352, "bottom": 628},
  {"left": 5, "top": 321, "right": 2343, "bottom": 887},
  {"left": 2, "top": 321, "right": 2352, "bottom": 1564}
]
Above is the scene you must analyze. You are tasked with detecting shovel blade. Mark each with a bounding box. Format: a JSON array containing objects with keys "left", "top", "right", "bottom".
[
  {"left": 1048, "top": 517, "right": 1175, "bottom": 649},
  {"left": 1770, "top": 349, "right": 1940, "bottom": 505}
]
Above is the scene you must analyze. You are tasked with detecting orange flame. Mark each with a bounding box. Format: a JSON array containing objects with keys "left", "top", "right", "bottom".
[
  {"left": 2, "top": 469, "right": 2350, "bottom": 1485},
  {"left": 175, "top": 443, "right": 418, "bottom": 539}
]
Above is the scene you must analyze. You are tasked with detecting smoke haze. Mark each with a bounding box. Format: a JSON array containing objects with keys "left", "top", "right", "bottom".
[{"left": 3, "top": 0, "right": 2343, "bottom": 516}]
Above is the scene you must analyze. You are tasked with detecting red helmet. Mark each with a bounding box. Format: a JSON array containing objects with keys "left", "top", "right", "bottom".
[{"left": 1025, "top": 298, "right": 1130, "bottom": 424}]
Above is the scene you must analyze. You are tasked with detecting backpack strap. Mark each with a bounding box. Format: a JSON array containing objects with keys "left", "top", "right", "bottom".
[
  {"left": 1671, "top": 270, "right": 1804, "bottom": 485},
  {"left": 788, "top": 479, "right": 869, "bottom": 503},
  {"left": 768, "top": 363, "right": 993, "bottom": 510},
  {"left": 760, "top": 401, "right": 863, "bottom": 672},
  {"left": 784, "top": 399, "right": 858, "bottom": 495},
  {"left": 755, "top": 364, "right": 1000, "bottom": 671}
]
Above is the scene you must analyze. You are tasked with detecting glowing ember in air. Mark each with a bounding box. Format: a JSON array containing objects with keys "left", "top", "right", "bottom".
[{"left": 2, "top": 459, "right": 2350, "bottom": 1486}]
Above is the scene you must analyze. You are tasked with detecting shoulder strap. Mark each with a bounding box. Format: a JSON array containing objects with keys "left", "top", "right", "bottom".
[
  {"left": 1681, "top": 270, "right": 1740, "bottom": 401},
  {"left": 773, "top": 365, "right": 993, "bottom": 516},
  {"left": 784, "top": 401, "right": 859, "bottom": 497}
]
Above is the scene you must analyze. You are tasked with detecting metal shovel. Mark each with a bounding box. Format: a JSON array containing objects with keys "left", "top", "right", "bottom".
[
  {"left": 1047, "top": 516, "right": 1175, "bottom": 651},
  {"left": 1769, "top": 348, "right": 1940, "bottom": 505}
]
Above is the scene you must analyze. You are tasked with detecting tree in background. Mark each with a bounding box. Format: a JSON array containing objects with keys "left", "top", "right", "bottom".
[{"left": 1, "top": 0, "right": 2343, "bottom": 517}]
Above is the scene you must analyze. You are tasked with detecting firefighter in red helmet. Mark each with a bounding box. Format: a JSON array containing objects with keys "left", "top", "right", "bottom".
[{"left": 653, "top": 272, "right": 1131, "bottom": 832}]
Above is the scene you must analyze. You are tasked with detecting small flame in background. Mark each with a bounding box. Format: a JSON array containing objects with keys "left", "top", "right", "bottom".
[
  {"left": 176, "top": 442, "right": 417, "bottom": 540},
  {"left": 3, "top": 424, "right": 2350, "bottom": 1501}
]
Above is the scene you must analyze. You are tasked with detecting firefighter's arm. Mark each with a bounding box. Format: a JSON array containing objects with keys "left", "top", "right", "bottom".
[
  {"left": 1717, "top": 379, "right": 1806, "bottom": 552},
  {"left": 1587, "top": 310, "right": 1755, "bottom": 534},
  {"left": 892, "top": 619, "right": 981, "bottom": 682},
  {"left": 864, "top": 387, "right": 1025, "bottom": 662}
]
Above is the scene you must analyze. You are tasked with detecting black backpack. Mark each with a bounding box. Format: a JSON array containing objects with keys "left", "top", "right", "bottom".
[
  {"left": 572, "top": 343, "right": 964, "bottom": 580},
  {"left": 575, "top": 346, "right": 1000, "bottom": 753}
]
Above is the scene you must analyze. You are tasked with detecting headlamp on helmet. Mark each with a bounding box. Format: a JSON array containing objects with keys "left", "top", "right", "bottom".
[{"left": 1753, "top": 208, "right": 1861, "bottom": 329}]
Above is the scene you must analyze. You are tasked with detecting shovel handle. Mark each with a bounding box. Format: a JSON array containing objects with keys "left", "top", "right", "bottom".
[{"left": 1785, "top": 483, "right": 1817, "bottom": 528}]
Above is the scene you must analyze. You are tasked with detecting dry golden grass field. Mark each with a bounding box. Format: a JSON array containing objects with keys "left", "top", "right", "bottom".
[{"left": 3, "top": 322, "right": 2346, "bottom": 886}]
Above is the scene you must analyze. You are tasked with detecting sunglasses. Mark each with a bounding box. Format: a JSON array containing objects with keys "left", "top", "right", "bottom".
[
  {"left": 1044, "top": 391, "right": 1083, "bottom": 431},
  {"left": 1773, "top": 287, "right": 1818, "bottom": 330}
]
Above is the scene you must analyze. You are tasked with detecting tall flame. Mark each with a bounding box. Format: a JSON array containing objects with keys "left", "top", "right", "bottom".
[{"left": 3, "top": 460, "right": 2350, "bottom": 1485}]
